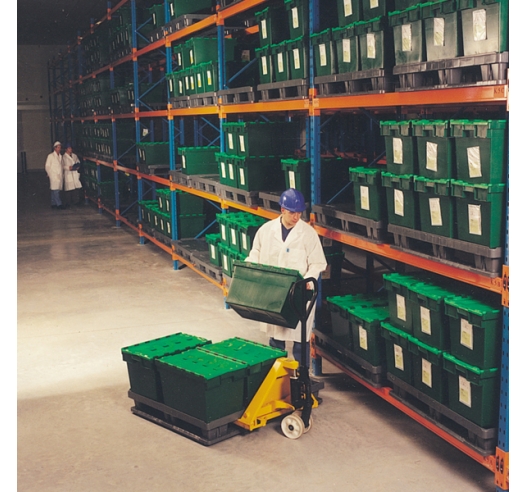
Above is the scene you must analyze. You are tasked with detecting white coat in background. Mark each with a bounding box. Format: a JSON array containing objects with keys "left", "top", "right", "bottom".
[
  {"left": 63, "top": 152, "right": 82, "bottom": 191},
  {"left": 44, "top": 150, "right": 63, "bottom": 190},
  {"left": 245, "top": 216, "right": 327, "bottom": 343}
]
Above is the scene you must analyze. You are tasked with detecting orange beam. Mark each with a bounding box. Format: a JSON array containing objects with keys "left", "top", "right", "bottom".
[
  {"left": 166, "top": 15, "right": 217, "bottom": 45},
  {"left": 221, "top": 99, "right": 309, "bottom": 115},
  {"left": 136, "top": 171, "right": 171, "bottom": 187},
  {"left": 219, "top": 0, "right": 267, "bottom": 19},
  {"left": 140, "top": 230, "right": 172, "bottom": 255},
  {"left": 314, "top": 224, "right": 503, "bottom": 294},
  {"left": 173, "top": 253, "right": 224, "bottom": 291},
  {"left": 170, "top": 182, "right": 221, "bottom": 203},
  {"left": 315, "top": 345, "right": 497, "bottom": 472},
  {"left": 169, "top": 106, "right": 220, "bottom": 117}
]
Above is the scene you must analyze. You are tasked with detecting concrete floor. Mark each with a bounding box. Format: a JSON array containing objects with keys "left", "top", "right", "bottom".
[{"left": 17, "top": 172, "right": 496, "bottom": 491}]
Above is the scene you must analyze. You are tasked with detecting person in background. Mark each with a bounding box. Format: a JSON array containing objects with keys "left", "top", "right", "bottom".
[
  {"left": 45, "top": 141, "right": 64, "bottom": 210},
  {"left": 245, "top": 188, "right": 327, "bottom": 362},
  {"left": 62, "top": 143, "right": 83, "bottom": 207}
]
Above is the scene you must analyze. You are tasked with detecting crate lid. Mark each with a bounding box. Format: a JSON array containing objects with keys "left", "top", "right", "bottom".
[
  {"left": 348, "top": 305, "right": 390, "bottom": 324},
  {"left": 137, "top": 141, "right": 169, "bottom": 147},
  {"left": 443, "top": 352, "right": 499, "bottom": 378},
  {"left": 388, "top": 3, "right": 423, "bottom": 25},
  {"left": 421, "top": 0, "right": 459, "bottom": 17},
  {"left": 327, "top": 293, "right": 388, "bottom": 310},
  {"left": 406, "top": 280, "right": 458, "bottom": 300},
  {"left": 121, "top": 332, "right": 210, "bottom": 361},
  {"left": 450, "top": 180, "right": 506, "bottom": 194},
  {"left": 380, "top": 321, "right": 415, "bottom": 340},
  {"left": 355, "top": 15, "right": 386, "bottom": 33},
  {"left": 383, "top": 272, "right": 434, "bottom": 288},
  {"left": 349, "top": 166, "right": 382, "bottom": 176},
  {"left": 450, "top": 119, "right": 508, "bottom": 136},
  {"left": 178, "top": 146, "right": 220, "bottom": 154},
  {"left": 202, "top": 337, "right": 287, "bottom": 367},
  {"left": 408, "top": 335, "right": 443, "bottom": 356},
  {"left": 444, "top": 294, "right": 501, "bottom": 319}
]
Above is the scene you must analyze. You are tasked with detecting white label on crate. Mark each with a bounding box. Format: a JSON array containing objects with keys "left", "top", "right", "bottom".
[
  {"left": 402, "top": 24, "right": 412, "bottom": 52},
  {"left": 370, "top": 0, "right": 379, "bottom": 8},
  {"left": 190, "top": 76, "right": 195, "bottom": 91},
  {"left": 293, "top": 49, "right": 301, "bottom": 70},
  {"left": 459, "top": 375, "right": 472, "bottom": 408},
  {"left": 229, "top": 163, "right": 235, "bottom": 180},
  {"left": 223, "top": 253, "right": 228, "bottom": 268},
  {"left": 169, "top": 79, "right": 173, "bottom": 93},
  {"left": 228, "top": 133, "right": 234, "bottom": 150},
  {"left": 185, "top": 76, "right": 189, "bottom": 90},
  {"left": 359, "top": 325, "right": 368, "bottom": 351},
  {"left": 289, "top": 170, "right": 296, "bottom": 189},
  {"left": 429, "top": 197, "right": 443, "bottom": 227},
  {"left": 242, "top": 233, "right": 248, "bottom": 251},
  {"left": 394, "top": 189, "right": 405, "bottom": 217},
  {"left": 278, "top": 52, "right": 284, "bottom": 73},
  {"left": 292, "top": 7, "right": 299, "bottom": 29},
  {"left": 220, "top": 161, "right": 226, "bottom": 178},
  {"left": 182, "top": 155, "right": 186, "bottom": 168},
  {"left": 167, "top": 222, "right": 171, "bottom": 235},
  {"left": 394, "top": 344, "right": 404, "bottom": 371},
  {"left": 344, "top": 0, "right": 353, "bottom": 17},
  {"left": 160, "top": 219, "right": 164, "bottom": 232},
  {"left": 239, "top": 167, "right": 246, "bottom": 186},
  {"left": 190, "top": 49, "right": 194, "bottom": 65},
  {"left": 170, "top": 3, "right": 174, "bottom": 17},
  {"left": 221, "top": 224, "right": 227, "bottom": 241},
  {"left": 420, "top": 306, "right": 432, "bottom": 335},
  {"left": 152, "top": 13, "right": 156, "bottom": 25},
  {"left": 319, "top": 44, "right": 328, "bottom": 67},
  {"left": 360, "top": 185, "right": 370, "bottom": 211},
  {"left": 207, "top": 70, "right": 212, "bottom": 86},
  {"left": 467, "top": 146, "right": 482, "bottom": 178},
  {"left": 468, "top": 204, "right": 482, "bottom": 236},
  {"left": 262, "top": 56, "right": 268, "bottom": 75},
  {"left": 231, "top": 228, "right": 237, "bottom": 245},
  {"left": 261, "top": 19, "right": 268, "bottom": 40},
  {"left": 177, "top": 52, "right": 182, "bottom": 66},
  {"left": 426, "top": 141, "right": 438, "bottom": 172},
  {"left": 197, "top": 73, "right": 202, "bottom": 88},
  {"left": 434, "top": 17, "right": 445, "bottom": 46},
  {"left": 239, "top": 135, "right": 246, "bottom": 154},
  {"left": 422, "top": 358, "right": 433, "bottom": 388},
  {"left": 367, "top": 33, "right": 376, "bottom": 59},
  {"left": 211, "top": 245, "right": 216, "bottom": 260},
  {"left": 179, "top": 80, "right": 183, "bottom": 94},
  {"left": 393, "top": 137, "right": 403, "bottom": 164},
  {"left": 460, "top": 318, "right": 474, "bottom": 350},
  {"left": 343, "top": 38, "right": 351, "bottom": 63},
  {"left": 396, "top": 293, "right": 406, "bottom": 321},
  {"left": 473, "top": 9, "right": 487, "bottom": 42}
]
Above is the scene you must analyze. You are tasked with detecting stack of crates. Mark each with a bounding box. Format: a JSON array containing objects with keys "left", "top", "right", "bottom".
[
  {"left": 381, "top": 272, "right": 501, "bottom": 428},
  {"left": 209, "top": 212, "right": 267, "bottom": 277},
  {"left": 218, "top": 121, "right": 298, "bottom": 191},
  {"left": 380, "top": 118, "right": 507, "bottom": 249}
]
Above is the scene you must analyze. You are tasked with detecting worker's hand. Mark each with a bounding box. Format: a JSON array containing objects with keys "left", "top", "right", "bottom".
[{"left": 306, "top": 281, "right": 314, "bottom": 290}]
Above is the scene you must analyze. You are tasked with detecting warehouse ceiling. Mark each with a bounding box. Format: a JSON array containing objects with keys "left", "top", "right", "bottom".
[{"left": 18, "top": 0, "right": 114, "bottom": 45}]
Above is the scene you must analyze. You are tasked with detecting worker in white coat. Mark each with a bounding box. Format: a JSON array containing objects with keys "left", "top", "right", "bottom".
[
  {"left": 245, "top": 188, "right": 327, "bottom": 362},
  {"left": 45, "top": 141, "right": 64, "bottom": 209},
  {"left": 62, "top": 143, "right": 83, "bottom": 207}
]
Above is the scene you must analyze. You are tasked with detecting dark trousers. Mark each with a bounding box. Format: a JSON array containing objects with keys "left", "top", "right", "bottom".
[{"left": 269, "top": 337, "right": 309, "bottom": 364}]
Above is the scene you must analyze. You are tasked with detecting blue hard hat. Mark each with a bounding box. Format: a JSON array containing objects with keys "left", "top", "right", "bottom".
[{"left": 279, "top": 188, "right": 306, "bottom": 213}]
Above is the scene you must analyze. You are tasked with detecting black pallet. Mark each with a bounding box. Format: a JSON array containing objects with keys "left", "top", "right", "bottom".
[
  {"left": 137, "top": 163, "right": 170, "bottom": 176},
  {"left": 218, "top": 86, "right": 259, "bottom": 104},
  {"left": 129, "top": 391, "right": 244, "bottom": 446},
  {"left": 313, "top": 329, "right": 385, "bottom": 388},
  {"left": 394, "top": 52, "right": 509, "bottom": 91},
  {"left": 316, "top": 68, "right": 395, "bottom": 96},
  {"left": 312, "top": 203, "right": 388, "bottom": 243},
  {"left": 190, "top": 174, "right": 221, "bottom": 195},
  {"left": 258, "top": 79, "right": 309, "bottom": 101},
  {"left": 153, "top": 229, "right": 172, "bottom": 247},
  {"left": 149, "top": 14, "right": 210, "bottom": 43},
  {"left": 258, "top": 191, "right": 310, "bottom": 220},
  {"left": 219, "top": 184, "right": 261, "bottom": 207},
  {"left": 170, "top": 96, "right": 191, "bottom": 109},
  {"left": 173, "top": 238, "right": 209, "bottom": 262},
  {"left": 189, "top": 91, "right": 218, "bottom": 107},
  {"left": 388, "top": 224, "right": 502, "bottom": 277},
  {"left": 169, "top": 170, "right": 193, "bottom": 187},
  {"left": 387, "top": 373, "right": 497, "bottom": 456},
  {"left": 191, "top": 250, "right": 224, "bottom": 283}
]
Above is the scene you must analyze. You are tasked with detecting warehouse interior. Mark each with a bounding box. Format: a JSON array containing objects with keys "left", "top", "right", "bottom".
[{"left": 17, "top": 1, "right": 518, "bottom": 491}]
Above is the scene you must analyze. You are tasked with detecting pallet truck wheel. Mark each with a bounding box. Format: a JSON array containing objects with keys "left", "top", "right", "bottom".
[
  {"left": 303, "top": 415, "right": 313, "bottom": 434},
  {"left": 281, "top": 412, "right": 305, "bottom": 439}
]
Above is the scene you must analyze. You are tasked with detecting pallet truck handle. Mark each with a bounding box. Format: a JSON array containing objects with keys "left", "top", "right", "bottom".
[{"left": 288, "top": 277, "right": 318, "bottom": 326}]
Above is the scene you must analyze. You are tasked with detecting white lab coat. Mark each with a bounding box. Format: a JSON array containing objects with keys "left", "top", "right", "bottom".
[
  {"left": 245, "top": 216, "right": 327, "bottom": 343},
  {"left": 44, "top": 150, "right": 63, "bottom": 190},
  {"left": 62, "top": 152, "right": 82, "bottom": 191}
]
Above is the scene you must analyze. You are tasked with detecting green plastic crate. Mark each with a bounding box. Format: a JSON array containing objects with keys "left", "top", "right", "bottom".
[
  {"left": 337, "top": 0, "right": 362, "bottom": 26},
  {"left": 459, "top": 0, "right": 508, "bottom": 55},
  {"left": 255, "top": 6, "right": 289, "bottom": 47},
  {"left": 226, "top": 261, "right": 304, "bottom": 328},
  {"left": 202, "top": 337, "right": 287, "bottom": 405},
  {"left": 451, "top": 180, "right": 505, "bottom": 248},
  {"left": 333, "top": 23, "right": 361, "bottom": 74},
  {"left": 450, "top": 119, "right": 507, "bottom": 184},
  {"left": 381, "top": 321, "right": 415, "bottom": 384},
  {"left": 414, "top": 176, "right": 454, "bottom": 237},
  {"left": 139, "top": 200, "right": 157, "bottom": 226},
  {"left": 382, "top": 172, "right": 419, "bottom": 229},
  {"left": 286, "top": 36, "right": 309, "bottom": 80},
  {"left": 444, "top": 294, "right": 501, "bottom": 369},
  {"left": 215, "top": 152, "right": 238, "bottom": 188},
  {"left": 137, "top": 142, "right": 170, "bottom": 165},
  {"left": 389, "top": 5, "right": 426, "bottom": 65},
  {"left": 199, "top": 61, "right": 219, "bottom": 92},
  {"left": 156, "top": 348, "right": 247, "bottom": 423},
  {"left": 156, "top": 188, "right": 171, "bottom": 213},
  {"left": 216, "top": 212, "right": 232, "bottom": 244},
  {"left": 183, "top": 37, "right": 235, "bottom": 67},
  {"left": 408, "top": 336, "right": 448, "bottom": 403},
  {"left": 284, "top": 0, "right": 309, "bottom": 38},
  {"left": 412, "top": 119, "right": 455, "bottom": 179},
  {"left": 205, "top": 233, "right": 222, "bottom": 266},
  {"left": 236, "top": 155, "right": 284, "bottom": 192},
  {"left": 349, "top": 305, "right": 390, "bottom": 366},
  {"left": 150, "top": 4, "right": 166, "bottom": 29},
  {"left": 422, "top": 0, "right": 462, "bottom": 60},
  {"left": 310, "top": 29, "right": 336, "bottom": 77},
  {"left": 349, "top": 166, "right": 387, "bottom": 221},
  {"left": 218, "top": 243, "right": 246, "bottom": 277},
  {"left": 173, "top": 44, "right": 185, "bottom": 70},
  {"left": 178, "top": 146, "right": 220, "bottom": 175},
  {"left": 178, "top": 214, "right": 207, "bottom": 238},
  {"left": 356, "top": 16, "right": 393, "bottom": 70},
  {"left": 235, "top": 215, "right": 267, "bottom": 256},
  {"left": 168, "top": 0, "right": 214, "bottom": 18},
  {"left": 380, "top": 121, "right": 417, "bottom": 174},
  {"left": 121, "top": 332, "right": 211, "bottom": 402},
  {"left": 281, "top": 158, "right": 311, "bottom": 197},
  {"left": 229, "top": 121, "right": 298, "bottom": 158},
  {"left": 177, "top": 190, "right": 204, "bottom": 215},
  {"left": 443, "top": 352, "right": 499, "bottom": 427},
  {"left": 395, "top": 0, "right": 423, "bottom": 8},
  {"left": 362, "top": 0, "right": 395, "bottom": 20},
  {"left": 271, "top": 41, "right": 290, "bottom": 82},
  {"left": 255, "top": 45, "right": 274, "bottom": 84}
]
